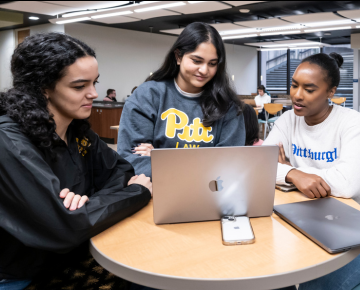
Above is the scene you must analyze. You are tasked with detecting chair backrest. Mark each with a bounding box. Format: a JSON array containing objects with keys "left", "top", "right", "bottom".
[
  {"left": 331, "top": 97, "right": 346, "bottom": 105},
  {"left": 253, "top": 107, "right": 258, "bottom": 116},
  {"left": 264, "top": 103, "right": 283, "bottom": 115}
]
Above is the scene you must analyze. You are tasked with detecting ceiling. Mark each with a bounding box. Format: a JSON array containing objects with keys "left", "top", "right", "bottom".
[{"left": 1, "top": 1, "right": 360, "bottom": 47}]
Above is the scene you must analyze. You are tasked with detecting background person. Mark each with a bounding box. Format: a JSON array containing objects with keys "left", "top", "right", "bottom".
[
  {"left": 0, "top": 33, "right": 152, "bottom": 290},
  {"left": 117, "top": 22, "right": 245, "bottom": 178},
  {"left": 255, "top": 84, "right": 271, "bottom": 120},
  {"left": 103, "top": 88, "right": 117, "bottom": 102}
]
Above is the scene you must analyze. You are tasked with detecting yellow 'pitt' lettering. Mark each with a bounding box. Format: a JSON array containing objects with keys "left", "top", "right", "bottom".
[{"left": 161, "top": 108, "right": 214, "bottom": 143}]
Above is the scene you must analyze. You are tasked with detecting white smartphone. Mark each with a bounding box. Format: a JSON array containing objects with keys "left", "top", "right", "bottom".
[{"left": 221, "top": 216, "right": 255, "bottom": 246}]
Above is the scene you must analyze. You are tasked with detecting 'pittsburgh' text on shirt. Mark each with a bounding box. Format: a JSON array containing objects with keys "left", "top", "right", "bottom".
[{"left": 292, "top": 143, "right": 337, "bottom": 163}]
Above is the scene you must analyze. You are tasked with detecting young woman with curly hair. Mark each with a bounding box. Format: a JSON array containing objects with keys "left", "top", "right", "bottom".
[{"left": 0, "top": 33, "right": 152, "bottom": 290}]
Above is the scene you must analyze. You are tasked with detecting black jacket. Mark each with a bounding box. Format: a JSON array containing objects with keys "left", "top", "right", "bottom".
[{"left": 0, "top": 116, "right": 151, "bottom": 279}]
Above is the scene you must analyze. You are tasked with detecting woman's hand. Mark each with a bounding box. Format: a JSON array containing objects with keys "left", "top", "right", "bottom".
[
  {"left": 286, "top": 170, "right": 331, "bottom": 199},
  {"left": 132, "top": 143, "right": 154, "bottom": 157},
  {"left": 278, "top": 142, "right": 292, "bottom": 166},
  {"left": 128, "top": 174, "right": 152, "bottom": 196},
  {"left": 60, "top": 188, "right": 89, "bottom": 211}
]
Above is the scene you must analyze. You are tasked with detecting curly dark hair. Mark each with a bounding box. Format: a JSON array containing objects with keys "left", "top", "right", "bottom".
[{"left": 0, "top": 32, "right": 96, "bottom": 157}]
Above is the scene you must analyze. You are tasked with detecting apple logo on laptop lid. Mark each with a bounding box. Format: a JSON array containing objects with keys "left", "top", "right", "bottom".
[
  {"left": 209, "top": 176, "right": 224, "bottom": 192},
  {"left": 325, "top": 215, "right": 339, "bottom": 221}
]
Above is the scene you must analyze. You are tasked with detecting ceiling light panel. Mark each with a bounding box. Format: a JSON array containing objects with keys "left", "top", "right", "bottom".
[
  {"left": 0, "top": 1, "right": 74, "bottom": 15},
  {"left": 56, "top": 17, "right": 91, "bottom": 24},
  {"left": 91, "top": 11, "right": 133, "bottom": 19},
  {"left": 235, "top": 18, "right": 298, "bottom": 29},
  {"left": 281, "top": 12, "right": 348, "bottom": 27},
  {"left": 48, "top": 1, "right": 175, "bottom": 24},
  {"left": 259, "top": 30, "right": 301, "bottom": 36},
  {"left": 134, "top": 2, "right": 185, "bottom": 12},
  {"left": 219, "top": 28, "right": 257, "bottom": 35},
  {"left": 304, "top": 26, "right": 352, "bottom": 33},
  {"left": 168, "top": 1, "right": 231, "bottom": 14},
  {"left": 63, "top": 11, "right": 95, "bottom": 18},
  {"left": 222, "top": 1, "right": 265, "bottom": 6},
  {"left": 44, "top": 1, "right": 129, "bottom": 10},
  {"left": 222, "top": 34, "right": 258, "bottom": 40},
  {"left": 131, "top": 9, "right": 181, "bottom": 20},
  {"left": 337, "top": 9, "right": 360, "bottom": 21},
  {"left": 245, "top": 39, "right": 328, "bottom": 47},
  {"left": 90, "top": 15, "right": 139, "bottom": 24}
]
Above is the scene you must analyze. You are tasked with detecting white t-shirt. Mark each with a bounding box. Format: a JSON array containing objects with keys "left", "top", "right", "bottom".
[
  {"left": 263, "top": 105, "right": 360, "bottom": 198},
  {"left": 254, "top": 93, "right": 271, "bottom": 112}
]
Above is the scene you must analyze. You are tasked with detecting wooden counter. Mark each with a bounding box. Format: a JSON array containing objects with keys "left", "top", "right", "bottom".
[{"left": 89, "top": 102, "right": 124, "bottom": 143}]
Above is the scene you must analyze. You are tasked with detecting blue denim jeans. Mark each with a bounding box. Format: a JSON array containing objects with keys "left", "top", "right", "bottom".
[
  {"left": 277, "top": 254, "right": 360, "bottom": 290},
  {"left": 0, "top": 279, "right": 32, "bottom": 290}
]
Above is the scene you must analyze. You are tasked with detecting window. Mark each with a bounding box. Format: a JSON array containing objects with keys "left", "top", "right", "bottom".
[
  {"left": 323, "top": 45, "right": 353, "bottom": 109},
  {"left": 259, "top": 46, "right": 354, "bottom": 108},
  {"left": 260, "top": 49, "right": 287, "bottom": 94},
  {"left": 289, "top": 48, "right": 320, "bottom": 88}
]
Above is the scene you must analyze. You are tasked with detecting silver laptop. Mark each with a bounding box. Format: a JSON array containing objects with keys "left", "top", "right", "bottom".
[
  {"left": 151, "top": 146, "right": 279, "bottom": 224},
  {"left": 274, "top": 198, "right": 360, "bottom": 253}
]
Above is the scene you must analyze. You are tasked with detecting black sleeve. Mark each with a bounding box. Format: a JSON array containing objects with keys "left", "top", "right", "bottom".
[{"left": 0, "top": 128, "right": 151, "bottom": 253}]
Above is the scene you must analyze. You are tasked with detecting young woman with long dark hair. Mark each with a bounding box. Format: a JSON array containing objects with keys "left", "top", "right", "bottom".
[
  {"left": 117, "top": 22, "right": 245, "bottom": 177},
  {"left": 0, "top": 33, "right": 152, "bottom": 290}
]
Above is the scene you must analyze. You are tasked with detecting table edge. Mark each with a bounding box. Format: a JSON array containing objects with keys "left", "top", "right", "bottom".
[{"left": 90, "top": 239, "right": 360, "bottom": 290}]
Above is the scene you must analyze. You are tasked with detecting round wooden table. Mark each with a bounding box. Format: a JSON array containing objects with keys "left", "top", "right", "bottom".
[{"left": 90, "top": 190, "right": 360, "bottom": 290}]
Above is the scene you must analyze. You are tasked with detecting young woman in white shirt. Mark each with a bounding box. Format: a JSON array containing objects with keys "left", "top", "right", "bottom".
[
  {"left": 264, "top": 52, "right": 360, "bottom": 199},
  {"left": 270, "top": 53, "right": 360, "bottom": 290}
]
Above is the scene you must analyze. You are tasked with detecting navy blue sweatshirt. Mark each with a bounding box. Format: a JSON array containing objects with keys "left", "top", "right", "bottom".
[{"left": 117, "top": 79, "right": 246, "bottom": 177}]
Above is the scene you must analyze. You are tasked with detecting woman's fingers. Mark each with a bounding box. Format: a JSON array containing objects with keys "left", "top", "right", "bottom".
[
  {"left": 303, "top": 189, "right": 315, "bottom": 199},
  {"left": 277, "top": 143, "right": 286, "bottom": 164},
  {"left": 132, "top": 143, "right": 154, "bottom": 156},
  {"left": 60, "top": 188, "right": 88, "bottom": 210},
  {"left": 69, "top": 195, "right": 81, "bottom": 211},
  {"left": 318, "top": 185, "right": 328, "bottom": 198},
  {"left": 128, "top": 175, "right": 139, "bottom": 185},
  {"left": 59, "top": 188, "right": 70, "bottom": 198},
  {"left": 63, "top": 191, "right": 75, "bottom": 208},
  {"left": 312, "top": 187, "right": 321, "bottom": 198},
  {"left": 139, "top": 143, "right": 154, "bottom": 149},
  {"left": 134, "top": 151, "right": 149, "bottom": 155},
  {"left": 280, "top": 145, "right": 287, "bottom": 162},
  {"left": 78, "top": 196, "right": 89, "bottom": 209},
  {"left": 320, "top": 180, "right": 331, "bottom": 196}
]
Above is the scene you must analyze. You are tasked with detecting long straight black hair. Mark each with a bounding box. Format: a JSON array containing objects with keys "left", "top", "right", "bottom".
[{"left": 146, "top": 22, "right": 242, "bottom": 127}]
